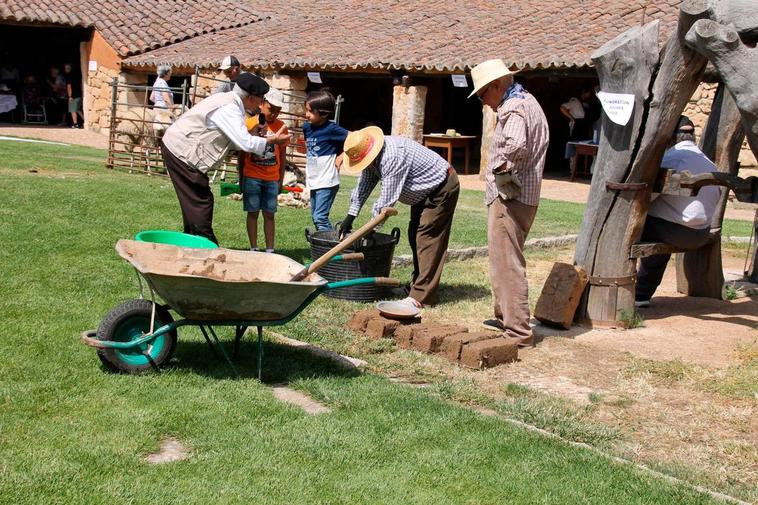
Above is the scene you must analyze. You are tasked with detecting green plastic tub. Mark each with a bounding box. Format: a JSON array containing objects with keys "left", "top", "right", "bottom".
[{"left": 135, "top": 230, "right": 218, "bottom": 249}]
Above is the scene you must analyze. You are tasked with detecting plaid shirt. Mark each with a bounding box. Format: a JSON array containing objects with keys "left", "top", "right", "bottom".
[
  {"left": 349, "top": 136, "right": 448, "bottom": 217},
  {"left": 485, "top": 85, "right": 549, "bottom": 207}
]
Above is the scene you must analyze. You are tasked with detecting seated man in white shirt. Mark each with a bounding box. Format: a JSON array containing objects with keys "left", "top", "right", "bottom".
[
  {"left": 635, "top": 115, "right": 720, "bottom": 307},
  {"left": 161, "top": 73, "right": 291, "bottom": 244}
]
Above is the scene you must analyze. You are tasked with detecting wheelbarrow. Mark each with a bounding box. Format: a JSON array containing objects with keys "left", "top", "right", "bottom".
[{"left": 81, "top": 208, "right": 400, "bottom": 379}]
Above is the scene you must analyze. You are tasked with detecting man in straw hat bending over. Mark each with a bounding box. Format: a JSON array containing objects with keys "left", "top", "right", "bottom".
[
  {"left": 161, "top": 72, "right": 290, "bottom": 244},
  {"left": 469, "top": 58, "right": 549, "bottom": 347},
  {"left": 338, "top": 128, "right": 460, "bottom": 308}
]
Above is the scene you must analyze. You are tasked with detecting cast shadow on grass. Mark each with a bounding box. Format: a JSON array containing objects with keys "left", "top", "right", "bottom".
[
  {"left": 167, "top": 338, "right": 361, "bottom": 383},
  {"left": 438, "top": 283, "right": 491, "bottom": 303}
]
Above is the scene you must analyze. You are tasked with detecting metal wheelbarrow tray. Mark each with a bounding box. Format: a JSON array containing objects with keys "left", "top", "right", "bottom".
[{"left": 81, "top": 239, "right": 398, "bottom": 379}]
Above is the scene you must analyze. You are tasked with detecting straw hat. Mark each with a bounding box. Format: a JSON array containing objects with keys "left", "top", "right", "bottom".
[
  {"left": 468, "top": 59, "right": 517, "bottom": 98},
  {"left": 341, "top": 126, "right": 385, "bottom": 174}
]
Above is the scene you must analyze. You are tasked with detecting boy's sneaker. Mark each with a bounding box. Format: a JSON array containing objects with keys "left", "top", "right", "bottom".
[
  {"left": 482, "top": 319, "right": 505, "bottom": 331},
  {"left": 264, "top": 248, "right": 275, "bottom": 253},
  {"left": 250, "top": 247, "right": 260, "bottom": 252},
  {"left": 635, "top": 299, "right": 650, "bottom": 308}
]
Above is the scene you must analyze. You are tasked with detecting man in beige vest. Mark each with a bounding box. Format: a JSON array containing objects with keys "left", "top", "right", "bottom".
[
  {"left": 469, "top": 59, "right": 549, "bottom": 347},
  {"left": 161, "top": 72, "right": 290, "bottom": 244}
]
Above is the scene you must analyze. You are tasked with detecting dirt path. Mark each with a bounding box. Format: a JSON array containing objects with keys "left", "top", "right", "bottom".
[{"left": 0, "top": 123, "right": 108, "bottom": 150}]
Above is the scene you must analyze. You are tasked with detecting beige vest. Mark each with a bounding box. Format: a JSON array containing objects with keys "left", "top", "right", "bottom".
[{"left": 162, "top": 92, "right": 238, "bottom": 174}]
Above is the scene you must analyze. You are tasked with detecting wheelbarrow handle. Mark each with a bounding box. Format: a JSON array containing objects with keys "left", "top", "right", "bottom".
[
  {"left": 291, "top": 207, "right": 398, "bottom": 282},
  {"left": 334, "top": 252, "right": 365, "bottom": 262},
  {"left": 325, "top": 277, "right": 402, "bottom": 290}
]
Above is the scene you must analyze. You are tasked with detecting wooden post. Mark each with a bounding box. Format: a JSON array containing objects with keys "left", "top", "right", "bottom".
[
  {"left": 573, "top": 2, "right": 710, "bottom": 325},
  {"left": 676, "top": 83, "right": 745, "bottom": 297},
  {"left": 685, "top": 14, "right": 758, "bottom": 159}
]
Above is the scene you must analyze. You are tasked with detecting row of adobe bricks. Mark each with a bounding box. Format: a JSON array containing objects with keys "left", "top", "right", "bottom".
[{"left": 347, "top": 310, "right": 518, "bottom": 369}]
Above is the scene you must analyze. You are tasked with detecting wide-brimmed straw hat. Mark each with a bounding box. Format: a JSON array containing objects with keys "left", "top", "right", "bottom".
[
  {"left": 468, "top": 59, "right": 517, "bottom": 98},
  {"left": 341, "top": 126, "right": 385, "bottom": 174}
]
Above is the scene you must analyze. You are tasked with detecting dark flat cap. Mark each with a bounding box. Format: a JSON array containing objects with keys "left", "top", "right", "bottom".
[
  {"left": 236, "top": 72, "right": 269, "bottom": 97},
  {"left": 676, "top": 115, "right": 695, "bottom": 133}
]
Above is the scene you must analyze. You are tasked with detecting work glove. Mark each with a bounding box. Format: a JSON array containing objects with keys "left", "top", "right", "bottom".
[
  {"left": 338, "top": 215, "right": 356, "bottom": 240},
  {"left": 495, "top": 170, "right": 522, "bottom": 201}
]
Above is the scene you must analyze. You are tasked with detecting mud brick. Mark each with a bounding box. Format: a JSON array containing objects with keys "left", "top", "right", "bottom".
[
  {"left": 459, "top": 337, "right": 518, "bottom": 369},
  {"left": 534, "top": 262, "right": 589, "bottom": 329},
  {"left": 410, "top": 325, "right": 468, "bottom": 354},
  {"left": 346, "top": 309, "right": 382, "bottom": 333},
  {"left": 365, "top": 318, "right": 402, "bottom": 339},
  {"left": 394, "top": 324, "right": 427, "bottom": 349},
  {"left": 439, "top": 332, "right": 496, "bottom": 362}
]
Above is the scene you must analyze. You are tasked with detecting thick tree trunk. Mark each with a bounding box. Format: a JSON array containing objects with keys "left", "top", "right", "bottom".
[
  {"left": 573, "top": 2, "right": 709, "bottom": 325},
  {"left": 676, "top": 83, "right": 744, "bottom": 297}
]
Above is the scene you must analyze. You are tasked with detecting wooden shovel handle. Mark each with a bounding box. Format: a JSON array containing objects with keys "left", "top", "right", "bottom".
[{"left": 290, "top": 207, "right": 399, "bottom": 282}]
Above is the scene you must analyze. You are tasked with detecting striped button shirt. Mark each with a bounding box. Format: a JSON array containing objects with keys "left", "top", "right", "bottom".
[
  {"left": 349, "top": 136, "right": 449, "bottom": 217},
  {"left": 486, "top": 87, "right": 549, "bottom": 207}
]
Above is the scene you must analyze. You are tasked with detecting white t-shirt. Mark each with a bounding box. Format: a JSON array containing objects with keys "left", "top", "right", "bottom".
[
  {"left": 151, "top": 77, "right": 171, "bottom": 109},
  {"left": 648, "top": 141, "right": 719, "bottom": 230},
  {"left": 561, "top": 97, "right": 585, "bottom": 119}
]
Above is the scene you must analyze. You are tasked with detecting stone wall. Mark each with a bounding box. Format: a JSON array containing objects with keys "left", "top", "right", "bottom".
[
  {"left": 391, "top": 85, "right": 427, "bottom": 143},
  {"left": 84, "top": 66, "right": 120, "bottom": 132},
  {"left": 684, "top": 82, "right": 757, "bottom": 167}
]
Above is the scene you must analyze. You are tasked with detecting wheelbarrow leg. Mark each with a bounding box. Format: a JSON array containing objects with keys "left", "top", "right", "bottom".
[
  {"left": 206, "top": 325, "right": 240, "bottom": 379},
  {"left": 257, "top": 326, "right": 263, "bottom": 381},
  {"left": 234, "top": 325, "right": 247, "bottom": 358},
  {"left": 199, "top": 325, "right": 219, "bottom": 358}
]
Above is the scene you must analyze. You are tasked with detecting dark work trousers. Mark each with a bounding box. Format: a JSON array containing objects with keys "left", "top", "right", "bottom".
[
  {"left": 636, "top": 216, "right": 711, "bottom": 301},
  {"left": 160, "top": 141, "right": 219, "bottom": 245},
  {"left": 408, "top": 168, "right": 460, "bottom": 306}
]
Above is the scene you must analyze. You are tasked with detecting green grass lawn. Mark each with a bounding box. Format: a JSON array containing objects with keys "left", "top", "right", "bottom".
[{"left": 0, "top": 138, "right": 731, "bottom": 503}]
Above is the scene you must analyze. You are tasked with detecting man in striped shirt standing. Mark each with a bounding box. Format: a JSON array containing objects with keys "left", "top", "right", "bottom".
[
  {"left": 339, "top": 127, "right": 460, "bottom": 308},
  {"left": 470, "top": 59, "right": 549, "bottom": 347}
]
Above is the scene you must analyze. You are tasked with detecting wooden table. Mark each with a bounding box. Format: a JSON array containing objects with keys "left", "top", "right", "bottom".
[
  {"left": 423, "top": 134, "right": 476, "bottom": 174},
  {"left": 567, "top": 141, "right": 598, "bottom": 181}
]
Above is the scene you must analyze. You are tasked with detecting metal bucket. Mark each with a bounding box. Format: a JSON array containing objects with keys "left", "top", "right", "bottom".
[{"left": 306, "top": 227, "right": 401, "bottom": 301}]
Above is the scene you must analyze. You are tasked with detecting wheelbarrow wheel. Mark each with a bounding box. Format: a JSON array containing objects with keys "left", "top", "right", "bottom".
[{"left": 96, "top": 299, "right": 177, "bottom": 373}]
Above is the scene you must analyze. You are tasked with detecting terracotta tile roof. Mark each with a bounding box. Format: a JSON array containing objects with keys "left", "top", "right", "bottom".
[
  {"left": 0, "top": 0, "right": 262, "bottom": 57},
  {"left": 122, "top": 0, "right": 683, "bottom": 71}
]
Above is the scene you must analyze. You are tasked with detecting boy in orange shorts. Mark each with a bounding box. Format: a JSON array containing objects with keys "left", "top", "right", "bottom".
[{"left": 238, "top": 88, "right": 289, "bottom": 252}]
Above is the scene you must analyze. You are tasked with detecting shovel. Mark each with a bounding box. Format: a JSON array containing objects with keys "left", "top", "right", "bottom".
[{"left": 290, "top": 207, "right": 399, "bottom": 282}]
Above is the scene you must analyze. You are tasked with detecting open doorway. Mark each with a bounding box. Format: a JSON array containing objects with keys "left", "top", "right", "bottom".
[
  {"left": 305, "top": 73, "right": 394, "bottom": 132},
  {"left": 0, "top": 24, "right": 89, "bottom": 125}
]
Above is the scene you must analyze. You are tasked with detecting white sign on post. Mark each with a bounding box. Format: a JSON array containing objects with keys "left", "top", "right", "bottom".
[
  {"left": 451, "top": 74, "right": 468, "bottom": 88},
  {"left": 307, "top": 72, "right": 322, "bottom": 84},
  {"left": 596, "top": 91, "right": 635, "bottom": 126},
  {"left": 88, "top": 60, "right": 98, "bottom": 72}
]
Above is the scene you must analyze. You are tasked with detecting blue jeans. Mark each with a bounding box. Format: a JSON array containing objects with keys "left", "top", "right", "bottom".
[
  {"left": 242, "top": 178, "right": 278, "bottom": 214},
  {"left": 310, "top": 185, "right": 339, "bottom": 231}
]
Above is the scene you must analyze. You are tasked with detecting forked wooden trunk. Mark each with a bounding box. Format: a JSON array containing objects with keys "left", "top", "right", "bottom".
[{"left": 573, "top": 3, "right": 710, "bottom": 326}]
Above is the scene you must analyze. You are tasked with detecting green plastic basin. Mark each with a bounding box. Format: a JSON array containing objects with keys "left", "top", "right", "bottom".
[{"left": 135, "top": 230, "right": 218, "bottom": 249}]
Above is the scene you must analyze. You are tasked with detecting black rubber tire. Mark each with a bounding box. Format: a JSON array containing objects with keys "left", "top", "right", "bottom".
[{"left": 96, "top": 299, "right": 178, "bottom": 373}]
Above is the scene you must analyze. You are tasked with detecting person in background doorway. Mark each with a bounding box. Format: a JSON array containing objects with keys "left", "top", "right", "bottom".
[
  {"left": 213, "top": 55, "right": 241, "bottom": 94},
  {"left": 63, "top": 63, "right": 82, "bottom": 128},
  {"left": 46, "top": 66, "right": 67, "bottom": 125},
  {"left": 237, "top": 88, "right": 290, "bottom": 253},
  {"left": 303, "top": 89, "right": 348, "bottom": 231},
  {"left": 150, "top": 65, "right": 174, "bottom": 109}
]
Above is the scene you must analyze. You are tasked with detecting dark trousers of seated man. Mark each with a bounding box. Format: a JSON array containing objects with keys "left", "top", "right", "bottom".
[
  {"left": 407, "top": 169, "right": 460, "bottom": 306},
  {"left": 160, "top": 141, "right": 219, "bottom": 245},
  {"left": 636, "top": 216, "right": 712, "bottom": 301}
]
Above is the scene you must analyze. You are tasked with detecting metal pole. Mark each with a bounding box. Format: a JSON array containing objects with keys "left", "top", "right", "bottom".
[{"left": 107, "top": 77, "right": 119, "bottom": 169}]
